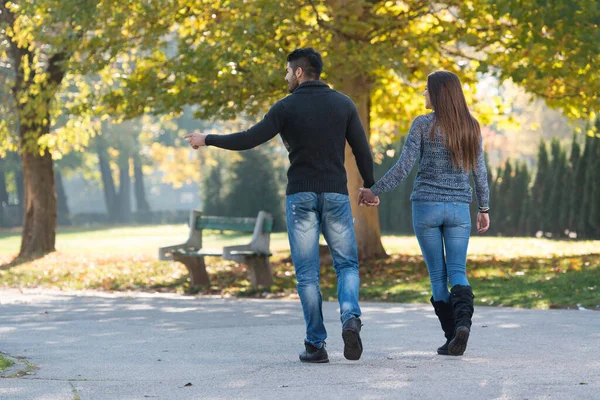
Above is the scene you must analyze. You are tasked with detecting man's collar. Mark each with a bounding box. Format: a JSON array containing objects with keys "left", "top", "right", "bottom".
[{"left": 293, "top": 80, "right": 329, "bottom": 92}]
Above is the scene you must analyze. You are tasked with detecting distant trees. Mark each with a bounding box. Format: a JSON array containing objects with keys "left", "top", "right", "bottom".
[{"left": 202, "top": 148, "right": 286, "bottom": 231}]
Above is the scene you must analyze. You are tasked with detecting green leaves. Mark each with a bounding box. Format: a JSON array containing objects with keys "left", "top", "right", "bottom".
[
  {"left": 456, "top": 0, "right": 600, "bottom": 119},
  {"left": 2, "top": 0, "right": 598, "bottom": 157}
]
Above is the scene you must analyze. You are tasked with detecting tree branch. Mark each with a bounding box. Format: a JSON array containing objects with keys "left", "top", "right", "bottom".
[
  {"left": 0, "top": 0, "right": 33, "bottom": 95},
  {"left": 440, "top": 45, "right": 489, "bottom": 63},
  {"left": 46, "top": 51, "right": 68, "bottom": 85}
]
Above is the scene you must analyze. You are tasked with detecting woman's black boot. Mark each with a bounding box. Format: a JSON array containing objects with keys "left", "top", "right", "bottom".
[
  {"left": 430, "top": 297, "right": 455, "bottom": 355},
  {"left": 448, "top": 285, "right": 474, "bottom": 356}
]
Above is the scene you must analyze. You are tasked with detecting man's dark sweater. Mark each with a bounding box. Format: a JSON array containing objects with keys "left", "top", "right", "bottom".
[{"left": 205, "top": 80, "right": 375, "bottom": 195}]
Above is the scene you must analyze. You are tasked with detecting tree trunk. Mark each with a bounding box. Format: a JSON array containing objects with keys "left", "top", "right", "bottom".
[
  {"left": 117, "top": 154, "right": 132, "bottom": 223},
  {"left": 334, "top": 74, "right": 387, "bottom": 260},
  {"left": 15, "top": 167, "right": 24, "bottom": 223},
  {"left": 97, "top": 138, "right": 118, "bottom": 221},
  {"left": 0, "top": 157, "right": 7, "bottom": 227},
  {"left": 5, "top": 13, "right": 71, "bottom": 257},
  {"left": 19, "top": 127, "right": 57, "bottom": 257},
  {"left": 55, "top": 168, "right": 71, "bottom": 226},
  {"left": 133, "top": 153, "right": 150, "bottom": 212},
  {"left": 0, "top": 157, "right": 7, "bottom": 205}
]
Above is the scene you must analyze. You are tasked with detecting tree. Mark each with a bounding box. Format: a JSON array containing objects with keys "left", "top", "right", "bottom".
[
  {"left": 85, "top": 0, "right": 598, "bottom": 257},
  {"left": 93, "top": 120, "right": 146, "bottom": 223},
  {"left": 590, "top": 119, "right": 600, "bottom": 237},
  {"left": 547, "top": 138, "right": 567, "bottom": 236},
  {"left": 202, "top": 149, "right": 230, "bottom": 216},
  {"left": 511, "top": 162, "right": 530, "bottom": 236},
  {"left": 223, "top": 148, "right": 286, "bottom": 231},
  {"left": 576, "top": 134, "right": 594, "bottom": 237},
  {"left": 456, "top": 0, "right": 600, "bottom": 120},
  {"left": 95, "top": 135, "right": 119, "bottom": 221},
  {"left": 581, "top": 134, "right": 599, "bottom": 237},
  {"left": 563, "top": 134, "right": 581, "bottom": 233},
  {"left": 375, "top": 138, "right": 417, "bottom": 234},
  {"left": 202, "top": 166, "right": 225, "bottom": 216},
  {"left": 0, "top": 0, "right": 177, "bottom": 257},
  {"left": 496, "top": 160, "right": 513, "bottom": 234},
  {"left": 0, "top": 156, "right": 7, "bottom": 226},
  {"left": 530, "top": 140, "right": 549, "bottom": 234},
  {"left": 590, "top": 141, "right": 600, "bottom": 237},
  {"left": 132, "top": 137, "right": 150, "bottom": 214}
]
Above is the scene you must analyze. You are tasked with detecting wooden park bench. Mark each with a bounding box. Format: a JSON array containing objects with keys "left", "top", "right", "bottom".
[{"left": 159, "top": 210, "right": 274, "bottom": 289}]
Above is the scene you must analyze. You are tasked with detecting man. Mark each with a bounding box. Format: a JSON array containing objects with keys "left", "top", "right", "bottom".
[{"left": 184, "top": 48, "right": 375, "bottom": 363}]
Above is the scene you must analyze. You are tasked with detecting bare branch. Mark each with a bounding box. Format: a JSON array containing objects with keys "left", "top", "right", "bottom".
[
  {"left": 365, "top": 1, "right": 431, "bottom": 40},
  {"left": 308, "top": 0, "right": 325, "bottom": 28},
  {"left": 440, "top": 45, "right": 487, "bottom": 63}
]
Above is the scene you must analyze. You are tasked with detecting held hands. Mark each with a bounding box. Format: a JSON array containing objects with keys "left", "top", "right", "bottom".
[
  {"left": 477, "top": 212, "right": 490, "bottom": 234},
  {"left": 358, "top": 188, "right": 380, "bottom": 207},
  {"left": 183, "top": 133, "right": 207, "bottom": 149}
]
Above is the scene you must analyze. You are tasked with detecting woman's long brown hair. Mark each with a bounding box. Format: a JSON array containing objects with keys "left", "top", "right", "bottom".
[{"left": 427, "top": 70, "right": 481, "bottom": 171}]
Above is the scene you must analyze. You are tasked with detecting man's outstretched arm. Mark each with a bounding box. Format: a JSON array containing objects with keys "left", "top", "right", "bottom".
[{"left": 185, "top": 102, "right": 285, "bottom": 150}]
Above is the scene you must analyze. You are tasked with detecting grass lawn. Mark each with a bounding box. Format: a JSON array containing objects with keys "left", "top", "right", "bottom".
[{"left": 1, "top": 225, "right": 598, "bottom": 310}]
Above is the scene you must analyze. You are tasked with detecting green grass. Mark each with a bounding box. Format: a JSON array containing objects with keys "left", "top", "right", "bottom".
[
  {"left": 1, "top": 225, "right": 599, "bottom": 309},
  {"left": 0, "top": 354, "right": 14, "bottom": 372},
  {"left": 0, "top": 225, "right": 292, "bottom": 257},
  {"left": 319, "top": 253, "right": 600, "bottom": 309}
]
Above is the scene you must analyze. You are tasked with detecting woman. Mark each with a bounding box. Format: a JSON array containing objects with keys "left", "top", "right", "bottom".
[{"left": 360, "top": 70, "right": 490, "bottom": 356}]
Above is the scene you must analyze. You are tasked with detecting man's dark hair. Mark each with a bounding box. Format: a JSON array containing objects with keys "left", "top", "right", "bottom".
[{"left": 287, "top": 48, "right": 323, "bottom": 80}]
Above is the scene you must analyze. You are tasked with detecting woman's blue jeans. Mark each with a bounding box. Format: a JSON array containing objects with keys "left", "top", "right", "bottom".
[{"left": 412, "top": 201, "right": 471, "bottom": 302}]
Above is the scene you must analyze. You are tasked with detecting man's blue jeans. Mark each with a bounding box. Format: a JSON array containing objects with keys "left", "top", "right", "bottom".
[
  {"left": 412, "top": 201, "right": 471, "bottom": 303},
  {"left": 287, "top": 192, "right": 361, "bottom": 349}
]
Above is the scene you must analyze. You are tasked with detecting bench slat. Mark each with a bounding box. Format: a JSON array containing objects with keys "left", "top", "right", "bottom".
[
  {"left": 198, "top": 249, "right": 223, "bottom": 257},
  {"left": 194, "top": 216, "right": 273, "bottom": 233},
  {"left": 172, "top": 249, "right": 273, "bottom": 257},
  {"left": 171, "top": 248, "right": 223, "bottom": 257},
  {"left": 230, "top": 250, "right": 273, "bottom": 256}
]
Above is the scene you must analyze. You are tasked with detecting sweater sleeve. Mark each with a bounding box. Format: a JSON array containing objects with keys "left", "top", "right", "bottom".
[
  {"left": 370, "top": 116, "right": 424, "bottom": 196},
  {"left": 346, "top": 104, "right": 375, "bottom": 188},
  {"left": 472, "top": 138, "right": 490, "bottom": 209},
  {"left": 205, "top": 102, "right": 284, "bottom": 150}
]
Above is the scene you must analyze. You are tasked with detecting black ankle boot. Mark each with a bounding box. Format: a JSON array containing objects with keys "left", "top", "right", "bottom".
[
  {"left": 342, "top": 317, "right": 363, "bottom": 360},
  {"left": 430, "top": 297, "right": 455, "bottom": 355},
  {"left": 299, "top": 341, "right": 329, "bottom": 363},
  {"left": 448, "top": 285, "right": 474, "bottom": 356}
]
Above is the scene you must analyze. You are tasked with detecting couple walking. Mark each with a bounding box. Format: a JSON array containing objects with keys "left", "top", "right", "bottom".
[{"left": 185, "top": 48, "right": 490, "bottom": 363}]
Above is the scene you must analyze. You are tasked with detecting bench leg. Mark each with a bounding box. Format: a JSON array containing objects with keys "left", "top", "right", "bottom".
[
  {"left": 245, "top": 256, "right": 274, "bottom": 288},
  {"left": 173, "top": 254, "right": 210, "bottom": 287}
]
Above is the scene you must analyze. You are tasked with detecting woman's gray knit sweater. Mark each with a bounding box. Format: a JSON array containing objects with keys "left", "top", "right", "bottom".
[{"left": 370, "top": 113, "right": 490, "bottom": 208}]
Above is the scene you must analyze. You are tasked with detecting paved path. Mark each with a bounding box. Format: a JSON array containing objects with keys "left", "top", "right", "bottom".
[{"left": 0, "top": 289, "right": 598, "bottom": 399}]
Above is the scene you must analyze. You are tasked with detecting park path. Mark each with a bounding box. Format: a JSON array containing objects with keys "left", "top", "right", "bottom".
[{"left": 0, "top": 289, "right": 598, "bottom": 399}]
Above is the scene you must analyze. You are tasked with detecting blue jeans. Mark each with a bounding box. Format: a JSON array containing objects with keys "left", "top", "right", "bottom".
[
  {"left": 287, "top": 192, "right": 361, "bottom": 348},
  {"left": 412, "top": 201, "right": 471, "bottom": 303}
]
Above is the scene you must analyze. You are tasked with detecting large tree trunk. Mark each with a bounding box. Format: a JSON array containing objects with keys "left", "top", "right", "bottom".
[
  {"left": 97, "top": 138, "right": 118, "bottom": 221},
  {"left": 334, "top": 74, "right": 387, "bottom": 260},
  {"left": 117, "top": 154, "right": 132, "bottom": 223},
  {"left": 133, "top": 153, "right": 150, "bottom": 212},
  {"left": 19, "top": 127, "right": 57, "bottom": 257},
  {"left": 55, "top": 168, "right": 71, "bottom": 226},
  {"left": 4, "top": 5, "right": 71, "bottom": 258}
]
